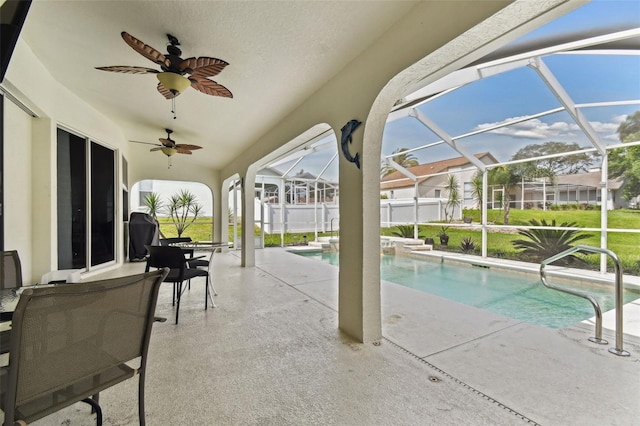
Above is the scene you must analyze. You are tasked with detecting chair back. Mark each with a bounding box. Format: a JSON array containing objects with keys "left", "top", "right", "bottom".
[
  {"left": 159, "top": 237, "right": 192, "bottom": 246},
  {"left": 158, "top": 237, "right": 194, "bottom": 257},
  {"left": 1, "top": 250, "right": 22, "bottom": 289},
  {"left": 145, "top": 245, "right": 187, "bottom": 275},
  {"left": 2, "top": 269, "right": 168, "bottom": 425}
]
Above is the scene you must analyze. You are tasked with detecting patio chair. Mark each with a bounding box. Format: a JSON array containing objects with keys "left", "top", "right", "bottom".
[
  {"left": 0, "top": 250, "right": 22, "bottom": 290},
  {"left": 159, "top": 237, "right": 210, "bottom": 268},
  {"left": 145, "top": 245, "right": 211, "bottom": 324},
  {"left": 1, "top": 250, "right": 22, "bottom": 355},
  {"left": 0, "top": 268, "right": 168, "bottom": 426}
]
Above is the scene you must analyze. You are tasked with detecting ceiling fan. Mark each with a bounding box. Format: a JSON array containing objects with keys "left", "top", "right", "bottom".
[
  {"left": 130, "top": 129, "right": 202, "bottom": 168},
  {"left": 96, "top": 32, "right": 232, "bottom": 117}
]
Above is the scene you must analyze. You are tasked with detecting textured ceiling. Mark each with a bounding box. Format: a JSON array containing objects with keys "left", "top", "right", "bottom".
[{"left": 19, "top": 0, "right": 417, "bottom": 168}]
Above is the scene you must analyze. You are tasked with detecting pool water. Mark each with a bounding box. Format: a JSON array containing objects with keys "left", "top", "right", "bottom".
[{"left": 295, "top": 252, "right": 639, "bottom": 328}]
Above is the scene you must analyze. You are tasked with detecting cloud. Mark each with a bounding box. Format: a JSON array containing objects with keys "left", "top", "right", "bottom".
[
  {"left": 475, "top": 117, "right": 580, "bottom": 139},
  {"left": 474, "top": 116, "right": 621, "bottom": 141}
]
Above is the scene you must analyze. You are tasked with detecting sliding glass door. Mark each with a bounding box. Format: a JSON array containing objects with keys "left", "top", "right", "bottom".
[{"left": 57, "top": 128, "right": 115, "bottom": 269}]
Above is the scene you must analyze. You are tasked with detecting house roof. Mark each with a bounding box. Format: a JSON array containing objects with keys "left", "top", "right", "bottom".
[
  {"left": 555, "top": 171, "right": 625, "bottom": 190},
  {"left": 380, "top": 152, "right": 497, "bottom": 190}
]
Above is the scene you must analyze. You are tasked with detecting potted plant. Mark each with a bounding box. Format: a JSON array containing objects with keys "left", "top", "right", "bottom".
[{"left": 438, "top": 226, "right": 449, "bottom": 246}]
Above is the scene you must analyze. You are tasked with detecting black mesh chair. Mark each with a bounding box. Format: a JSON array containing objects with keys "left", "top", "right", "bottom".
[
  {"left": 0, "top": 269, "right": 168, "bottom": 426},
  {"left": 159, "top": 237, "right": 210, "bottom": 269},
  {"left": 1, "top": 250, "right": 22, "bottom": 290},
  {"left": 145, "top": 245, "right": 211, "bottom": 324}
]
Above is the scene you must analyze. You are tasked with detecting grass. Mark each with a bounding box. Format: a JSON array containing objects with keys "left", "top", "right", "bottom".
[{"left": 156, "top": 208, "right": 640, "bottom": 275}]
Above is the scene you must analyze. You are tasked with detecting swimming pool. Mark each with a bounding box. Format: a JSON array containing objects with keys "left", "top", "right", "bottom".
[{"left": 294, "top": 251, "right": 639, "bottom": 328}]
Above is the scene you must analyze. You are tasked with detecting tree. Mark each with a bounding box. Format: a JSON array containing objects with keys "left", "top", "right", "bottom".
[
  {"left": 487, "top": 165, "right": 521, "bottom": 225},
  {"left": 609, "top": 110, "right": 640, "bottom": 201},
  {"left": 167, "top": 189, "right": 203, "bottom": 237},
  {"left": 511, "top": 141, "right": 595, "bottom": 175},
  {"left": 443, "top": 174, "right": 461, "bottom": 223},
  {"left": 381, "top": 147, "right": 419, "bottom": 177},
  {"left": 471, "top": 170, "right": 483, "bottom": 216}
]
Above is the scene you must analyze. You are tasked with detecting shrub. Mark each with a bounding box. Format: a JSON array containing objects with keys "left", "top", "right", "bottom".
[
  {"left": 392, "top": 224, "right": 423, "bottom": 239},
  {"left": 460, "top": 237, "right": 476, "bottom": 253},
  {"left": 511, "top": 219, "right": 591, "bottom": 265}
]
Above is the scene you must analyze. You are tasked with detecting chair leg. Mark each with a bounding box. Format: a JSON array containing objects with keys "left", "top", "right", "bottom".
[
  {"left": 81, "top": 397, "right": 103, "bottom": 426},
  {"left": 205, "top": 276, "right": 209, "bottom": 310},
  {"left": 139, "top": 369, "right": 146, "bottom": 426},
  {"left": 175, "top": 282, "right": 182, "bottom": 324}
]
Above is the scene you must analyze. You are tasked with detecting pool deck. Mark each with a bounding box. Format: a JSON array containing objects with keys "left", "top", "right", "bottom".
[{"left": 22, "top": 247, "right": 640, "bottom": 425}]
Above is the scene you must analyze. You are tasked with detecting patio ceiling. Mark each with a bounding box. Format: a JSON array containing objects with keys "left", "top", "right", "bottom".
[{"left": 14, "top": 0, "right": 417, "bottom": 169}]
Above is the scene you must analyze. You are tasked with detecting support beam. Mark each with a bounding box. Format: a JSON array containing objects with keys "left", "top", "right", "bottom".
[
  {"left": 528, "top": 57, "right": 607, "bottom": 155},
  {"left": 481, "top": 170, "right": 488, "bottom": 258},
  {"left": 409, "top": 108, "right": 487, "bottom": 172},
  {"left": 600, "top": 155, "right": 609, "bottom": 273}
]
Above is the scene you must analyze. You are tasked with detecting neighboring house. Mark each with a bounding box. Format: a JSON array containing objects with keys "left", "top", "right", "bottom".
[
  {"left": 380, "top": 152, "right": 498, "bottom": 208},
  {"left": 504, "top": 171, "right": 627, "bottom": 210},
  {"left": 256, "top": 168, "right": 338, "bottom": 205}
]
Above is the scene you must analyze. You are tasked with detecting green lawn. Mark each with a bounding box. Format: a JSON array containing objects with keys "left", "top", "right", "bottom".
[{"left": 156, "top": 208, "right": 640, "bottom": 275}]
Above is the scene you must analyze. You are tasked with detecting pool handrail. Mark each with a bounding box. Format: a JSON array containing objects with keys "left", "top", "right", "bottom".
[{"left": 539, "top": 245, "right": 629, "bottom": 356}]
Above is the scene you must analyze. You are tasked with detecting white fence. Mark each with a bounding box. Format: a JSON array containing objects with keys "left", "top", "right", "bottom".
[{"left": 256, "top": 198, "right": 461, "bottom": 233}]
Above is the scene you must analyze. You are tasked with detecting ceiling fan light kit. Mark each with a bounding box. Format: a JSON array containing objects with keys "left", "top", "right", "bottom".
[
  {"left": 130, "top": 128, "right": 202, "bottom": 168},
  {"left": 157, "top": 72, "right": 191, "bottom": 96},
  {"left": 160, "top": 147, "right": 178, "bottom": 157}
]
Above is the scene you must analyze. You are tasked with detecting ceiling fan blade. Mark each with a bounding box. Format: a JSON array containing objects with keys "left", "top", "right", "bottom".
[
  {"left": 175, "top": 144, "right": 202, "bottom": 151},
  {"left": 121, "top": 32, "right": 170, "bottom": 67},
  {"left": 129, "top": 140, "right": 162, "bottom": 146},
  {"left": 176, "top": 148, "right": 193, "bottom": 155},
  {"left": 150, "top": 147, "right": 164, "bottom": 152},
  {"left": 95, "top": 65, "right": 159, "bottom": 74},
  {"left": 190, "top": 77, "right": 233, "bottom": 98},
  {"left": 180, "top": 57, "right": 228, "bottom": 75},
  {"left": 157, "top": 82, "right": 179, "bottom": 99},
  {"left": 159, "top": 137, "right": 175, "bottom": 147}
]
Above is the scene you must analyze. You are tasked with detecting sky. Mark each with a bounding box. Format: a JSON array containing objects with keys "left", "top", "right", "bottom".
[
  {"left": 280, "top": 0, "right": 640, "bottom": 181},
  {"left": 138, "top": 0, "right": 640, "bottom": 208}
]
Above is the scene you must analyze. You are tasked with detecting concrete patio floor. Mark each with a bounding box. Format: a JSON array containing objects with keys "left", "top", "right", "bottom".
[{"left": 24, "top": 248, "right": 640, "bottom": 425}]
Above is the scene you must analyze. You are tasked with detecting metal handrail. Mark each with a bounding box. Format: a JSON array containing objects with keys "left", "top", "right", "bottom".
[{"left": 540, "top": 245, "right": 629, "bottom": 357}]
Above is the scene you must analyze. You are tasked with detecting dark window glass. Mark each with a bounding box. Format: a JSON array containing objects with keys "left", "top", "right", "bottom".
[
  {"left": 90, "top": 142, "right": 115, "bottom": 266},
  {"left": 57, "top": 128, "right": 86, "bottom": 269}
]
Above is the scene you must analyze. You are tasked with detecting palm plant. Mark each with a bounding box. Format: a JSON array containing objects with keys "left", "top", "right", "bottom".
[
  {"left": 142, "top": 192, "right": 163, "bottom": 219},
  {"left": 488, "top": 165, "right": 520, "bottom": 225},
  {"left": 460, "top": 237, "right": 476, "bottom": 253},
  {"left": 391, "top": 224, "right": 423, "bottom": 239},
  {"left": 381, "top": 147, "right": 419, "bottom": 177},
  {"left": 167, "top": 189, "right": 203, "bottom": 237},
  {"left": 443, "top": 174, "right": 461, "bottom": 223},
  {"left": 142, "top": 191, "right": 166, "bottom": 238},
  {"left": 471, "top": 170, "right": 483, "bottom": 216},
  {"left": 511, "top": 219, "right": 591, "bottom": 264}
]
